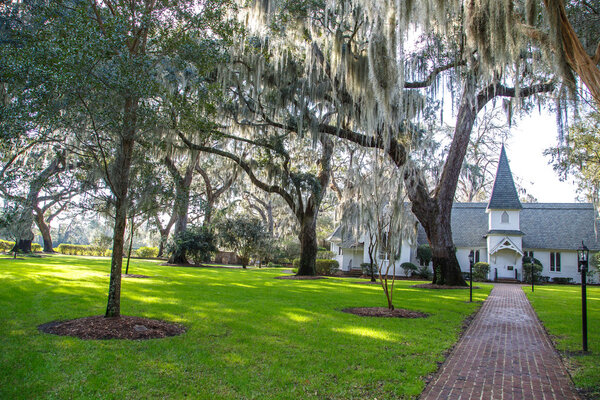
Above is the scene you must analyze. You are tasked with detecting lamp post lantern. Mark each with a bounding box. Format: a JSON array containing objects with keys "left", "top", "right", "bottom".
[
  {"left": 577, "top": 241, "right": 589, "bottom": 353},
  {"left": 468, "top": 250, "right": 474, "bottom": 303}
]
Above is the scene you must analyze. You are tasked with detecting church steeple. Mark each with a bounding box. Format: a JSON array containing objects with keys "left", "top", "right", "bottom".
[{"left": 487, "top": 145, "right": 522, "bottom": 210}]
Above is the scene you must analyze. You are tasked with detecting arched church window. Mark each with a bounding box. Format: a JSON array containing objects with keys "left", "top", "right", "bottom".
[{"left": 501, "top": 211, "right": 509, "bottom": 223}]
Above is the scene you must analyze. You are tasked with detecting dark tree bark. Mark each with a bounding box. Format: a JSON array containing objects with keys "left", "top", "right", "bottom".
[
  {"left": 106, "top": 96, "right": 137, "bottom": 318},
  {"left": 34, "top": 208, "right": 53, "bottom": 252},
  {"left": 196, "top": 163, "right": 237, "bottom": 227},
  {"left": 244, "top": 192, "right": 274, "bottom": 235},
  {"left": 164, "top": 153, "right": 198, "bottom": 264},
  {"left": 297, "top": 212, "right": 318, "bottom": 275},
  {"left": 125, "top": 214, "right": 135, "bottom": 275}
]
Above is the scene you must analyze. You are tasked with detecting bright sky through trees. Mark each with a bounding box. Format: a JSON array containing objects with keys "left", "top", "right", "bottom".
[{"left": 509, "top": 113, "right": 579, "bottom": 202}]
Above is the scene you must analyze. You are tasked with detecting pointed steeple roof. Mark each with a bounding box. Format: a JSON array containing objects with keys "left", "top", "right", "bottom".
[{"left": 487, "top": 145, "right": 522, "bottom": 210}]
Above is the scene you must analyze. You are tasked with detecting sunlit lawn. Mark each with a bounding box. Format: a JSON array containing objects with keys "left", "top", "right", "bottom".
[
  {"left": 525, "top": 285, "right": 600, "bottom": 398},
  {"left": 0, "top": 254, "right": 491, "bottom": 399}
]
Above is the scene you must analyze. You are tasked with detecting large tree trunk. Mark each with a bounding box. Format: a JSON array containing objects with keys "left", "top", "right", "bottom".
[
  {"left": 105, "top": 97, "right": 137, "bottom": 318},
  {"left": 34, "top": 209, "right": 54, "bottom": 252},
  {"left": 167, "top": 185, "right": 191, "bottom": 264},
  {"left": 297, "top": 212, "right": 318, "bottom": 276},
  {"left": 13, "top": 239, "right": 32, "bottom": 253},
  {"left": 165, "top": 154, "right": 197, "bottom": 264}
]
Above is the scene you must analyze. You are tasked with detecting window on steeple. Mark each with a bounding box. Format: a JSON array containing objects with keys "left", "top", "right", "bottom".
[{"left": 501, "top": 211, "right": 509, "bottom": 223}]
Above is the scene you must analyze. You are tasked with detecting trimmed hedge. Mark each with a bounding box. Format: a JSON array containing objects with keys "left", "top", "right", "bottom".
[
  {"left": 0, "top": 240, "right": 42, "bottom": 252},
  {"left": 292, "top": 258, "right": 340, "bottom": 275},
  {"left": 57, "top": 243, "right": 112, "bottom": 257},
  {"left": 552, "top": 277, "right": 573, "bottom": 284},
  {"left": 0, "top": 240, "right": 14, "bottom": 252},
  {"left": 316, "top": 259, "right": 339, "bottom": 275},
  {"left": 135, "top": 246, "right": 159, "bottom": 259}
]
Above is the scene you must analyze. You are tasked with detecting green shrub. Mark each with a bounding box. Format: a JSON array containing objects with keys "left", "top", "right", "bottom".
[
  {"left": 417, "top": 244, "right": 432, "bottom": 266},
  {"left": 361, "top": 262, "right": 377, "bottom": 276},
  {"left": 415, "top": 265, "right": 432, "bottom": 280},
  {"left": 472, "top": 262, "right": 490, "bottom": 281},
  {"left": 0, "top": 239, "right": 15, "bottom": 252},
  {"left": 316, "top": 250, "right": 335, "bottom": 260},
  {"left": 400, "top": 262, "right": 418, "bottom": 277},
  {"left": 552, "top": 277, "right": 573, "bottom": 284},
  {"left": 167, "top": 226, "right": 217, "bottom": 264},
  {"left": 315, "top": 259, "right": 339, "bottom": 275},
  {"left": 31, "top": 243, "right": 42, "bottom": 252},
  {"left": 135, "top": 246, "right": 159, "bottom": 259},
  {"left": 266, "top": 262, "right": 285, "bottom": 268},
  {"left": 56, "top": 243, "right": 111, "bottom": 257},
  {"left": 522, "top": 257, "right": 543, "bottom": 283},
  {"left": 292, "top": 258, "right": 339, "bottom": 275}
]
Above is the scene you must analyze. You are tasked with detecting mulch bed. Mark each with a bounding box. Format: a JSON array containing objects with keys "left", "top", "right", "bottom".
[
  {"left": 274, "top": 275, "right": 328, "bottom": 280},
  {"left": 38, "top": 315, "right": 186, "bottom": 340},
  {"left": 342, "top": 307, "right": 428, "bottom": 318},
  {"left": 412, "top": 283, "right": 479, "bottom": 289},
  {"left": 353, "top": 281, "right": 381, "bottom": 285},
  {"left": 105, "top": 274, "right": 151, "bottom": 278}
]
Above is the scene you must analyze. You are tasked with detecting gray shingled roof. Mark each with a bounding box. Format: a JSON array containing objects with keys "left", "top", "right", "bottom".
[
  {"left": 451, "top": 203, "right": 489, "bottom": 247},
  {"left": 328, "top": 226, "right": 363, "bottom": 248},
  {"left": 521, "top": 203, "right": 600, "bottom": 250},
  {"left": 417, "top": 202, "right": 600, "bottom": 251},
  {"left": 487, "top": 146, "right": 523, "bottom": 210}
]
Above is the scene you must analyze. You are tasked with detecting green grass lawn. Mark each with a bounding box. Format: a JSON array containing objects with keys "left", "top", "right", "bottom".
[
  {"left": 0, "top": 255, "right": 491, "bottom": 399},
  {"left": 524, "top": 285, "right": 600, "bottom": 398}
]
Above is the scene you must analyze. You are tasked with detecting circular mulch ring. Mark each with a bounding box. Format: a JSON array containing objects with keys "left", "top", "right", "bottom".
[
  {"left": 412, "top": 283, "right": 479, "bottom": 289},
  {"left": 342, "top": 307, "right": 428, "bottom": 318},
  {"left": 38, "top": 315, "right": 186, "bottom": 340},
  {"left": 274, "top": 275, "right": 328, "bottom": 280}
]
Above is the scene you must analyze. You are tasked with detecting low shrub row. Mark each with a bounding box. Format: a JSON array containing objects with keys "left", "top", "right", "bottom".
[
  {"left": 56, "top": 243, "right": 112, "bottom": 257},
  {"left": 292, "top": 258, "right": 340, "bottom": 275},
  {"left": 135, "top": 246, "right": 159, "bottom": 259},
  {"left": 0, "top": 240, "right": 42, "bottom": 253},
  {"left": 0, "top": 239, "right": 14, "bottom": 252}
]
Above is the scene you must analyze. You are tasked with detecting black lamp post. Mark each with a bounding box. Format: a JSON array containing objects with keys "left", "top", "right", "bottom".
[
  {"left": 577, "top": 241, "right": 589, "bottom": 353},
  {"left": 531, "top": 256, "right": 535, "bottom": 293},
  {"left": 468, "top": 250, "right": 474, "bottom": 303}
]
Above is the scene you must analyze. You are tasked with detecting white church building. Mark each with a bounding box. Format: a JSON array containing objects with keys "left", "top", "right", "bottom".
[{"left": 329, "top": 147, "right": 600, "bottom": 283}]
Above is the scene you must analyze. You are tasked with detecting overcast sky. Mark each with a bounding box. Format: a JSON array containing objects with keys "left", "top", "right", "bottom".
[{"left": 506, "top": 111, "right": 580, "bottom": 203}]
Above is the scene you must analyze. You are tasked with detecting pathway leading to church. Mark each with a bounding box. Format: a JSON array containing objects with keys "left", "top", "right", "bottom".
[{"left": 420, "top": 284, "right": 579, "bottom": 399}]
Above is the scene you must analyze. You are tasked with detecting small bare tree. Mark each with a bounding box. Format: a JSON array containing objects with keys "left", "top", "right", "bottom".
[{"left": 339, "top": 149, "right": 416, "bottom": 310}]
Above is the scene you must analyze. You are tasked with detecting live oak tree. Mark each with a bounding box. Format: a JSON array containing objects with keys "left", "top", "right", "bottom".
[
  {"left": 234, "top": 0, "right": 554, "bottom": 285},
  {"left": 1, "top": 0, "right": 234, "bottom": 317},
  {"left": 0, "top": 143, "right": 82, "bottom": 253},
  {"left": 178, "top": 131, "right": 334, "bottom": 276}
]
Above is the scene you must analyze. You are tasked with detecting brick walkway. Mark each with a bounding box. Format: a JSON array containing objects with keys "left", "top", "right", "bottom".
[{"left": 420, "top": 284, "right": 579, "bottom": 400}]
